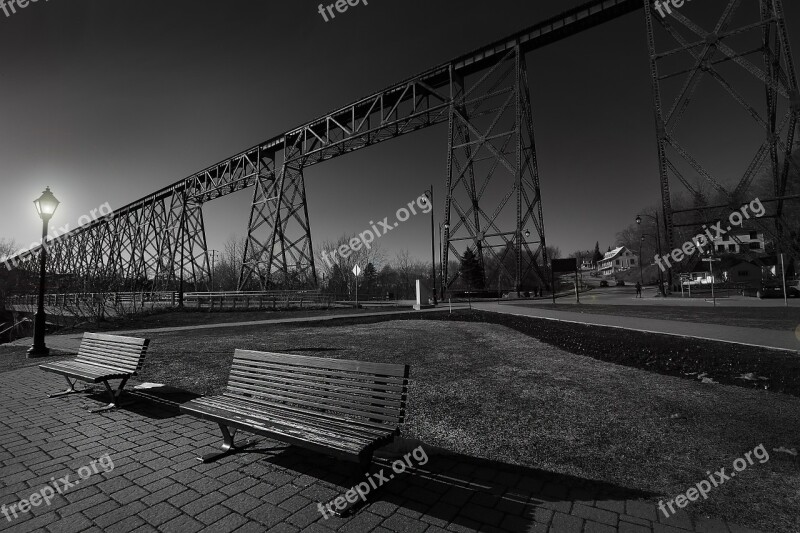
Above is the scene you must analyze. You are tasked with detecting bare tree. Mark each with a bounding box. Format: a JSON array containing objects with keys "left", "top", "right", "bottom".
[
  {"left": 315, "top": 234, "right": 386, "bottom": 295},
  {"left": 214, "top": 235, "right": 247, "bottom": 291}
]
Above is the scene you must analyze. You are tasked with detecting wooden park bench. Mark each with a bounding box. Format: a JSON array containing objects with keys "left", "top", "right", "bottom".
[
  {"left": 180, "top": 349, "right": 410, "bottom": 473},
  {"left": 39, "top": 333, "right": 150, "bottom": 413}
]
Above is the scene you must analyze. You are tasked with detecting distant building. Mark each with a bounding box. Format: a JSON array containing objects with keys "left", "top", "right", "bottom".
[
  {"left": 598, "top": 246, "right": 638, "bottom": 276},
  {"left": 723, "top": 261, "right": 762, "bottom": 286},
  {"left": 712, "top": 230, "right": 766, "bottom": 254},
  {"left": 580, "top": 259, "right": 595, "bottom": 271}
]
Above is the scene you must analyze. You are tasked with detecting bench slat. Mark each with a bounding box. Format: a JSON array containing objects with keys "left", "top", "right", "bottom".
[
  {"left": 229, "top": 363, "right": 405, "bottom": 394},
  {"left": 182, "top": 399, "right": 395, "bottom": 459},
  {"left": 75, "top": 351, "right": 141, "bottom": 369},
  {"left": 81, "top": 337, "right": 148, "bottom": 350},
  {"left": 83, "top": 332, "right": 149, "bottom": 346},
  {"left": 192, "top": 397, "right": 382, "bottom": 447},
  {"left": 78, "top": 347, "right": 147, "bottom": 361},
  {"left": 219, "top": 392, "right": 402, "bottom": 433},
  {"left": 225, "top": 380, "right": 404, "bottom": 419},
  {"left": 204, "top": 396, "right": 393, "bottom": 439},
  {"left": 233, "top": 349, "right": 408, "bottom": 378},
  {"left": 182, "top": 349, "right": 408, "bottom": 464},
  {"left": 227, "top": 370, "right": 404, "bottom": 407},
  {"left": 40, "top": 333, "right": 149, "bottom": 384},
  {"left": 79, "top": 343, "right": 148, "bottom": 359},
  {"left": 39, "top": 361, "right": 128, "bottom": 382},
  {"left": 225, "top": 385, "right": 402, "bottom": 424},
  {"left": 229, "top": 362, "right": 407, "bottom": 386}
]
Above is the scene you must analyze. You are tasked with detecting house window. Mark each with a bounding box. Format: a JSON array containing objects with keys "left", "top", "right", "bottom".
[
  {"left": 630, "top": 259, "right": 636, "bottom": 265},
  {"left": 615, "top": 260, "right": 620, "bottom": 265},
  {"left": 738, "top": 271, "right": 749, "bottom": 276},
  {"left": 728, "top": 244, "right": 736, "bottom": 252},
  {"left": 749, "top": 231, "right": 757, "bottom": 239},
  {"left": 717, "top": 245, "right": 725, "bottom": 252},
  {"left": 749, "top": 242, "right": 761, "bottom": 250}
]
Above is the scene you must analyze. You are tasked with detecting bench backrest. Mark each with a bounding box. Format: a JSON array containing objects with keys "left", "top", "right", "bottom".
[
  {"left": 226, "top": 349, "right": 410, "bottom": 429},
  {"left": 75, "top": 333, "right": 150, "bottom": 375}
]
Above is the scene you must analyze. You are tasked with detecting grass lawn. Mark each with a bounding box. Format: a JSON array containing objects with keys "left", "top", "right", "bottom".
[
  {"left": 4, "top": 311, "right": 798, "bottom": 531},
  {"left": 57, "top": 305, "right": 408, "bottom": 334}
]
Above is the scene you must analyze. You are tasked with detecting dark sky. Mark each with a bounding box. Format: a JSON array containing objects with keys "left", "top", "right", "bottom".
[{"left": 1, "top": 0, "right": 798, "bottom": 262}]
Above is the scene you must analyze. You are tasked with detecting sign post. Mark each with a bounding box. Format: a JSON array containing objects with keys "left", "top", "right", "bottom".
[
  {"left": 352, "top": 264, "right": 361, "bottom": 308},
  {"left": 701, "top": 256, "right": 721, "bottom": 307},
  {"left": 551, "top": 258, "right": 579, "bottom": 304}
]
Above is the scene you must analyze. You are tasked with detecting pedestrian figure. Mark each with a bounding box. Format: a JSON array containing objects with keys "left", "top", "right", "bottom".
[{"left": 635, "top": 282, "right": 642, "bottom": 298}]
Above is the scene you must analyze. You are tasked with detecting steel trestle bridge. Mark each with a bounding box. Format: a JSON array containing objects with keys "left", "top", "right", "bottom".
[{"left": 6, "top": 0, "right": 799, "bottom": 295}]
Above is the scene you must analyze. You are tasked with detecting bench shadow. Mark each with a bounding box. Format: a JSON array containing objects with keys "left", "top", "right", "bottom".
[
  {"left": 81, "top": 384, "right": 202, "bottom": 419},
  {"left": 246, "top": 436, "right": 657, "bottom": 531}
]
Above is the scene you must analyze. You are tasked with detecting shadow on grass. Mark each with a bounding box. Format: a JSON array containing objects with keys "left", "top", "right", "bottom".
[{"left": 241, "top": 437, "right": 658, "bottom": 531}]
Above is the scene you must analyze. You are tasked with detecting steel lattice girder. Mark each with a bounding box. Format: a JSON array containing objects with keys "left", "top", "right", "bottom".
[
  {"left": 443, "top": 45, "right": 548, "bottom": 292},
  {"left": 15, "top": 190, "right": 211, "bottom": 292},
  {"left": 239, "top": 147, "right": 319, "bottom": 290},
  {"left": 644, "top": 0, "right": 800, "bottom": 276},
  {"left": 5, "top": 0, "right": 654, "bottom": 291}
]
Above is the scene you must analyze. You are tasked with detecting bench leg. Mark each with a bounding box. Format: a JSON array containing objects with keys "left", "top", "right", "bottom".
[
  {"left": 197, "top": 424, "right": 251, "bottom": 463},
  {"left": 89, "top": 377, "right": 130, "bottom": 413},
  {"left": 48, "top": 376, "right": 85, "bottom": 398}
]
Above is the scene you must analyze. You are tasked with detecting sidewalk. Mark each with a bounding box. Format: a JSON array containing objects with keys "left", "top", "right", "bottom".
[
  {"left": 0, "top": 365, "right": 766, "bottom": 533},
  {"left": 8, "top": 307, "right": 455, "bottom": 354},
  {"left": 473, "top": 302, "right": 799, "bottom": 352}
]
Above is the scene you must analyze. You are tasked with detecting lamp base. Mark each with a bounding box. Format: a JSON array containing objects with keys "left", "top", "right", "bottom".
[{"left": 27, "top": 345, "right": 50, "bottom": 358}]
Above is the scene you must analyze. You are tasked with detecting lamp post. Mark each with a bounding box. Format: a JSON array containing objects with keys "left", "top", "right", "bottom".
[
  {"left": 441, "top": 222, "right": 449, "bottom": 301},
  {"left": 636, "top": 213, "right": 666, "bottom": 297},
  {"left": 639, "top": 235, "right": 645, "bottom": 287},
  {"left": 521, "top": 228, "right": 530, "bottom": 296},
  {"left": 422, "top": 187, "right": 437, "bottom": 305},
  {"left": 28, "top": 187, "right": 59, "bottom": 358},
  {"left": 209, "top": 249, "right": 218, "bottom": 292}
]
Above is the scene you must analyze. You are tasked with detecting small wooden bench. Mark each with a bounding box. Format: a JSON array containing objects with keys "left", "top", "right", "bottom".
[
  {"left": 180, "top": 349, "right": 410, "bottom": 471},
  {"left": 39, "top": 333, "right": 150, "bottom": 413}
]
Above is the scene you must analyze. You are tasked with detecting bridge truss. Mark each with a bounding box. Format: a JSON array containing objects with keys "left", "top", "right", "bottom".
[
  {"left": 7, "top": 0, "right": 799, "bottom": 296},
  {"left": 646, "top": 0, "right": 800, "bottom": 278}
]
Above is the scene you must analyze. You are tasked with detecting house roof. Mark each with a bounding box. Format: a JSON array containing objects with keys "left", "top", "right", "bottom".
[{"left": 602, "top": 246, "right": 626, "bottom": 261}]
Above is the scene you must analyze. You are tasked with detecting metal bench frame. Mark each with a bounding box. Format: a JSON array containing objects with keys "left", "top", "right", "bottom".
[
  {"left": 39, "top": 333, "right": 150, "bottom": 413},
  {"left": 180, "top": 349, "right": 410, "bottom": 470}
]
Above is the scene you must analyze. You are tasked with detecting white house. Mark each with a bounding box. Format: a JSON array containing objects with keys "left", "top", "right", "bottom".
[
  {"left": 598, "top": 246, "right": 639, "bottom": 276},
  {"left": 712, "top": 231, "right": 766, "bottom": 254}
]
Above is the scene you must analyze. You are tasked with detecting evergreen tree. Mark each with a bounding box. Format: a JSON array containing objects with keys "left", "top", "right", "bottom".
[
  {"left": 362, "top": 262, "right": 377, "bottom": 294},
  {"left": 459, "top": 247, "right": 485, "bottom": 289},
  {"left": 592, "top": 241, "right": 603, "bottom": 264}
]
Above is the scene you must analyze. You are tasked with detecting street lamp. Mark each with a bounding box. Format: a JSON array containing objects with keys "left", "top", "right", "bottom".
[
  {"left": 441, "top": 222, "right": 449, "bottom": 300},
  {"left": 422, "top": 187, "right": 437, "bottom": 305},
  {"left": 519, "top": 229, "right": 531, "bottom": 295},
  {"left": 636, "top": 213, "right": 667, "bottom": 297},
  {"left": 28, "top": 187, "right": 59, "bottom": 358},
  {"left": 639, "top": 235, "right": 645, "bottom": 287}
]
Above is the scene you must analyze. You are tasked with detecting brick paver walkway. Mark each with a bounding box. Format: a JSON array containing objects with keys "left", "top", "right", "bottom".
[{"left": 0, "top": 366, "right": 764, "bottom": 533}]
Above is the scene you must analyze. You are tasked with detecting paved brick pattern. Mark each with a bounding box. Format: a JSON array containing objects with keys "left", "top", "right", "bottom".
[{"left": 0, "top": 367, "right": 765, "bottom": 533}]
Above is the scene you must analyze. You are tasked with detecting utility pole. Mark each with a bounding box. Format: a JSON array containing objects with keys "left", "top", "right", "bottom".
[{"left": 209, "top": 249, "right": 218, "bottom": 292}]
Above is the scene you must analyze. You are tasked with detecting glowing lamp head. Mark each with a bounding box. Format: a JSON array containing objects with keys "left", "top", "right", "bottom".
[
  {"left": 34, "top": 187, "right": 59, "bottom": 220},
  {"left": 635, "top": 215, "right": 642, "bottom": 225}
]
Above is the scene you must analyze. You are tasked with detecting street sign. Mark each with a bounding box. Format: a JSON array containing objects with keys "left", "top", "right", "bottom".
[
  {"left": 551, "top": 258, "right": 577, "bottom": 273},
  {"left": 352, "top": 264, "right": 361, "bottom": 276}
]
